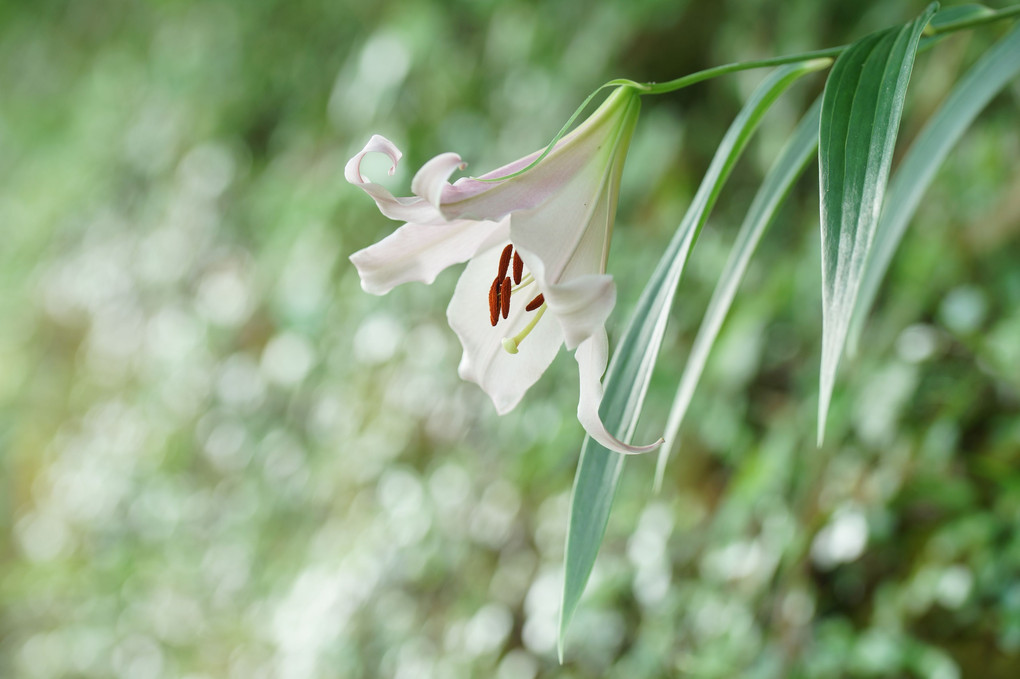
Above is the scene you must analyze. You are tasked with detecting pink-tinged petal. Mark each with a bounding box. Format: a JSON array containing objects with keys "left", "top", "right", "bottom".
[
  {"left": 345, "top": 135, "right": 445, "bottom": 224},
  {"left": 517, "top": 246, "right": 615, "bottom": 350},
  {"left": 435, "top": 147, "right": 546, "bottom": 204},
  {"left": 411, "top": 152, "right": 467, "bottom": 210},
  {"left": 510, "top": 95, "right": 637, "bottom": 285},
  {"left": 438, "top": 87, "right": 639, "bottom": 226},
  {"left": 350, "top": 217, "right": 510, "bottom": 295},
  {"left": 507, "top": 159, "right": 611, "bottom": 283},
  {"left": 345, "top": 134, "right": 402, "bottom": 181},
  {"left": 508, "top": 145, "right": 618, "bottom": 284},
  {"left": 544, "top": 274, "right": 616, "bottom": 350},
  {"left": 438, "top": 134, "right": 597, "bottom": 223},
  {"left": 575, "top": 331, "right": 663, "bottom": 455},
  {"left": 448, "top": 244, "right": 563, "bottom": 414}
]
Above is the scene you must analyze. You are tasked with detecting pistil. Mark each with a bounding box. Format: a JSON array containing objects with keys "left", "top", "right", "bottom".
[
  {"left": 511, "top": 274, "right": 534, "bottom": 294},
  {"left": 501, "top": 303, "right": 547, "bottom": 355}
]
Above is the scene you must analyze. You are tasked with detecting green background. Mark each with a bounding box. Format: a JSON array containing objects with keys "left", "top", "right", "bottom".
[{"left": 2, "top": 0, "right": 1019, "bottom": 677}]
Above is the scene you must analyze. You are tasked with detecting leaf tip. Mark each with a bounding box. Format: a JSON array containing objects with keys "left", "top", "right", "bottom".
[
  {"left": 817, "top": 373, "right": 833, "bottom": 447},
  {"left": 556, "top": 608, "right": 568, "bottom": 664},
  {"left": 805, "top": 56, "right": 835, "bottom": 72}
]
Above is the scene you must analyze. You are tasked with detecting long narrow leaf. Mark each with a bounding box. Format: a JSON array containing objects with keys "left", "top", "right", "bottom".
[
  {"left": 928, "top": 4, "right": 995, "bottom": 30},
  {"left": 817, "top": 3, "right": 937, "bottom": 445},
  {"left": 558, "top": 59, "right": 830, "bottom": 658},
  {"left": 654, "top": 99, "right": 823, "bottom": 489},
  {"left": 846, "top": 21, "right": 1020, "bottom": 356}
]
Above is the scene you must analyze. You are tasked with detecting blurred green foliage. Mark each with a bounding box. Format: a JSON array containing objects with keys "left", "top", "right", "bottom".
[{"left": 1, "top": 0, "right": 1018, "bottom": 677}]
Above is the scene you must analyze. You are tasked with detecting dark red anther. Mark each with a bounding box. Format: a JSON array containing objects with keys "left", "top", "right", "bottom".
[
  {"left": 489, "top": 277, "right": 500, "bottom": 326},
  {"left": 525, "top": 293, "right": 545, "bottom": 312},
  {"left": 497, "top": 244, "right": 513, "bottom": 282},
  {"left": 500, "top": 277, "right": 511, "bottom": 319},
  {"left": 512, "top": 252, "right": 523, "bottom": 284}
]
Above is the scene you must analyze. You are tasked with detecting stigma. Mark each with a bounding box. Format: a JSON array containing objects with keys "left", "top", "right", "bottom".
[{"left": 501, "top": 302, "right": 547, "bottom": 354}]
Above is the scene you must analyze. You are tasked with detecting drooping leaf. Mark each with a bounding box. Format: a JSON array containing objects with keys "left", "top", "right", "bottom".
[
  {"left": 927, "top": 3, "right": 995, "bottom": 29},
  {"left": 654, "top": 99, "right": 823, "bottom": 489},
  {"left": 816, "top": 3, "right": 937, "bottom": 445},
  {"left": 558, "top": 59, "right": 830, "bottom": 658},
  {"left": 846, "top": 21, "right": 1020, "bottom": 356}
]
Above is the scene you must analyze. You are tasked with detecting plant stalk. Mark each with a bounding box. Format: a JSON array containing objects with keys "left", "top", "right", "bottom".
[{"left": 638, "top": 3, "right": 1020, "bottom": 95}]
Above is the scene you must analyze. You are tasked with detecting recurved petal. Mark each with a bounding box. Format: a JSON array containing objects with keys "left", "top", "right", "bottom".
[
  {"left": 350, "top": 217, "right": 510, "bottom": 295},
  {"left": 345, "top": 135, "right": 446, "bottom": 224},
  {"left": 437, "top": 135, "right": 596, "bottom": 224},
  {"left": 507, "top": 158, "right": 616, "bottom": 288},
  {"left": 448, "top": 244, "right": 563, "bottom": 414},
  {"left": 547, "top": 274, "right": 616, "bottom": 351},
  {"left": 519, "top": 247, "right": 616, "bottom": 350},
  {"left": 438, "top": 86, "right": 639, "bottom": 225},
  {"left": 574, "top": 331, "right": 664, "bottom": 455},
  {"left": 431, "top": 99, "right": 615, "bottom": 224},
  {"left": 411, "top": 152, "right": 467, "bottom": 210}
]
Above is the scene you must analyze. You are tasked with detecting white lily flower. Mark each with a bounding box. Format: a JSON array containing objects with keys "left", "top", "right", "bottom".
[{"left": 347, "top": 85, "right": 662, "bottom": 455}]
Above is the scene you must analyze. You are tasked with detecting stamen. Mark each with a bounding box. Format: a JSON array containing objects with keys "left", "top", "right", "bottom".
[
  {"left": 497, "top": 244, "right": 513, "bottom": 281},
  {"left": 512, "top": 252, "right": 523, "bottom": 284},
  {"left": 502, "top": 304, "right": 547, "bottom": 355},
  {"left": 488, "top": 277, "right": 500, "bottom": 327},
  {"left": 500, "top": 277, "right": 511, "bottom": 319},
  {"left": 525, "top": 293, "right": 545, "bottom": 312},
  {"left": 510, "top": 274, "right": 534, "bottom": 294}
]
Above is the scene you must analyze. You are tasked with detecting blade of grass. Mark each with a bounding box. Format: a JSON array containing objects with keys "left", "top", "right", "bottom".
[
  {"left": 817, "top": 3, "right": 938, "bottom": 445},
  {"left": 653, "top": 98, "right": 823, "bottom": 490},
  {"left": 558, "top": 59, "right": 831, "bottom": 659},
  {"left": 846, "top": 21, "right": 1020, "bottom": 356}
]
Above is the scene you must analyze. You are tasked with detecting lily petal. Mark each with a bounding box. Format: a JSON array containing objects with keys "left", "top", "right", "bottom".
[
  {"left": 351, "top": 217, "right": 510, "bottom": 295},
  {"left": 575, "top": 330, "right": 664, "bottom": 455},
  {"left": 437, "top": 87, "right": 638, "bottom": 225},
  {"left": 544, "top": 274, "right": 616, "bottom": 351},
  {"left": 448, "top": 244, "right": 563, "bottom": 414},
  {"left": 517, "top": 246, "right": 616, "bottom": 350},
  {"left": 508, "top": 91, "right": 636, "bottom": 285},
  {"left": 411, "top": 152, "right": 467, "bottom": 211},
  {"left": 345, "top": 135, "right": 446, "bottom": 224},
  {"left": 508, "top": 157, "right": 613, "bottom": 283}
]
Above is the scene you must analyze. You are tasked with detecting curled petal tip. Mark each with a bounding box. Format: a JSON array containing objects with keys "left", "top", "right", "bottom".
[
  {"left": 412, "top": 152, "right": 469, "bottom": 210},
  {"left": 607, "top": 436, "right": 665, "bottom": 456},
  {"left": 575, "top": 332, "right": 664, "bottom": 455},
  {"left": 347, "top": 135, "right": 404, "bottom": 182},
  {"left": 367, "top": 134, "right": 402, "bottom": 175}
]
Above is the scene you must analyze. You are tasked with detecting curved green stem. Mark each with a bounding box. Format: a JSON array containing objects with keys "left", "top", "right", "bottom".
[
  {"left": 470, "top": 2, "right": 1020, "bottom": 181},
  {"left": 928, "top": 3, "right": 1020, "bottom": 34},
  {"left": 638, "top": 47, "right": 845, "bottom": 94},
  {"left": 636, "top": 2, "right": 1020, "bottom": 95}
]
